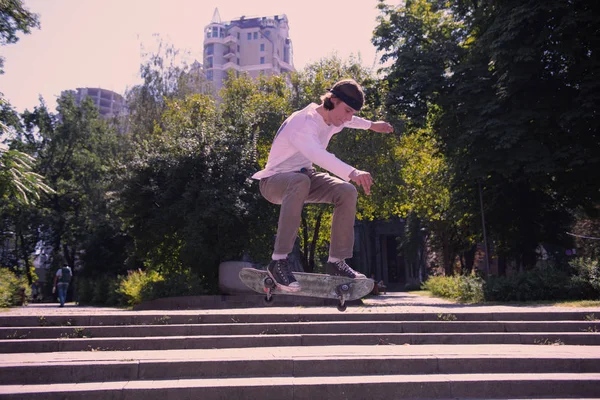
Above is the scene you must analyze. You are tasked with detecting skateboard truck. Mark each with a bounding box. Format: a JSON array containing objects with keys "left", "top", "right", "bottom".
[
  {"left": 335, "top": 283, "right": 351, "bottom": 312},
  {"left": 263, "top": 276, "right": 276, "bottom": 304}
]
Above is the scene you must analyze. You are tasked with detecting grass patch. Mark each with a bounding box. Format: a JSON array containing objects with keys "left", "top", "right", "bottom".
[
  {"left": 410, "top": 287, "right": 600, "bottom": 308},
  {"left": 407, "top": 290, "right": 433, "bottom": 297},
  {"left": 551, "top": 300, "right": 600, "bottom": 308}
]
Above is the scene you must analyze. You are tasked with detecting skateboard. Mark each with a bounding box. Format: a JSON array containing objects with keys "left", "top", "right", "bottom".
[{"left": 239, "top": 268, "right": 374, "bottom": 311}]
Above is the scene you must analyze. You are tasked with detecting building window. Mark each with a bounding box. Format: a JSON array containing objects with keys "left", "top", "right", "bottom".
[
  {"left": 207, "top": 57, "right": 213, "bottom": 68},
  {"left": 237, "top": 45, "right": 240, "bottom": 52},
  {"left": 237, "top": 32, "right": 240, "bottom": 39},
  {"left": 260, "top": 57, "right": 265, "bottom": 64},
  {"left": 237, "top": 58, "right": 240, "bottom": 65},
  {"left": 207, "top": 70, "right": 213, "bottom": 81},
  {"left": 212, "top": 27, "right": 219, "bottom": 38},
  {"left": 260, "top": 43, "right": 265, "bottom": 51},
  {"left": 253, "top": 32, "right": 258, "bottom": 39},
  {"left": 247, "top": 32, "right": 251, "bottom": 40},
  {"left": 206, "top": 44, "right": 214, "bottom": 55}
]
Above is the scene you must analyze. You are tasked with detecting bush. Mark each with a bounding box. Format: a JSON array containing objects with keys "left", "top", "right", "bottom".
[
  {"left": 485, "top": 263, "right": 571, "bottom": 302},
  {"left": 75, "top": 277, "right": 94, "bottom": 304},
  {"left": 423, "top": 274, "right": 484, "bottom": 303},
  {"left": 77, "top": 269, "right": 212, "bottom": 307},
  {"left": 568, "top": 257, "right": 600, "bottom": 299},
  {"left": 0, "top": 268, "right": 31, "bottom": 307},
  {"left": 139, "top": 270, "right": 208, "bottom": 302},
  {"left": 76, "top": 275, "right": 122, "bottom": 306},
  {"left": 116, "top": 270, "right": 162, "bottom": 306}
]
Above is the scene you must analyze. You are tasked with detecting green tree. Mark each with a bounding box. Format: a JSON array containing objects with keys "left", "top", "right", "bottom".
[
  {"left": 20, "top": 95, "right": 122, "bottom": 278},
  {"left": 0, "top": 0, "right": 40, "bottom": 74},
  {"left": 0, "top": 99, "right": 53, "bottom": 284},
  {"left": 373, "top": 1, "right": 472, "bottom": 274},
  {"left": 439, "top": 0, "right": 600, "bottom": 269},
  {"left": 118, "top": 87, "right": 265, "bottom": 283},
  {"left": 219, "top": 72, "right": 292, "bottom": 263},
  {"left": 374, "top": 0, "right": 600, "bottom": 272},
  {"left": 124, "top": 39, "right": 211, "bottom": 144}
]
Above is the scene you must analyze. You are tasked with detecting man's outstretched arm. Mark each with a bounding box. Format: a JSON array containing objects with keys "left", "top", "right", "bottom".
[{"left": 369, "top": 121, "right": 394, "bottom": 133}]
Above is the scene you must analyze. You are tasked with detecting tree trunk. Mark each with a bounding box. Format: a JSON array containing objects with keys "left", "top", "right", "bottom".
[
  {"left": 18, "top": 232, "right": 33, "bottom": 285},
  {"left": 498, "top": 254, "right": 506, "bottom": 276},
  {"left": 463, "top": 245, "right": 476, "bottom": 275},
  {"left": 301, "top": 214, "right": 309, "bottom": 269},
  {"left": 307, "top": 210, "right": 323, "bottom": 273}
]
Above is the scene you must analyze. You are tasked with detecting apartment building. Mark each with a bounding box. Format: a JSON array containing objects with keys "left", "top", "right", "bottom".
[
  {"left": 61, "top": 87, "right": 125, "bottom": 117},
  {"left": 203, "top": 8, "right": 295, "bottom": 92}
]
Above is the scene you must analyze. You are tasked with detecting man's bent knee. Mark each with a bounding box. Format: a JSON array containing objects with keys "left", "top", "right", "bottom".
[{"left": 339, "top": 182, "right": 358, "bottom": 202}]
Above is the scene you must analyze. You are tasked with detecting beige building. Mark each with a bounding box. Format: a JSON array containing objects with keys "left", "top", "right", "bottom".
[
  {"left": 61, "top": 88, "right": 125, "bottom": 118},
  {"left": 203, "top": 8, "right": 295, "bottom": 92}
]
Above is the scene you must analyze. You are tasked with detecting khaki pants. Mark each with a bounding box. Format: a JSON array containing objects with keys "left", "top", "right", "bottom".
[{"left": 259, "top": 170, "right": 357, "bottom": 259}]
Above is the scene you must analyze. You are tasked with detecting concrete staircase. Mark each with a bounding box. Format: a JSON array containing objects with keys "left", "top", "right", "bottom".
[{"left": 1, "top": 307, "right": 600, "bottom": 399}]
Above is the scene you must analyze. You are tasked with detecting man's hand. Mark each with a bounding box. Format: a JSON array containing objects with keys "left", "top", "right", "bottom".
[
  {"left": 349, "top": 169, "right": 373, "bottom": 195},
  {"left": 370, "top": 121, "right": 394, "bottom": 133}
]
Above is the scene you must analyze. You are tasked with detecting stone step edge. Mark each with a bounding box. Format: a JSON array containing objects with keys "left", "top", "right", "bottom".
[
  {"left": 1, "top": 373, "right": 599, "bottom": 399},
  {"left": 1, "top": 332, "right": 599, "bottom": 353},
  {"left": 1, "top": 356, "right": 599, "bottom": 385},
  {"left": 2, "top": 321, "right": 598, "bottom": 339},
  {"left": 1, "top": 331, "right": 597, "bottom": 342},
  {"left": 1, "top": 311, "right": 598, "bottom": 326}
]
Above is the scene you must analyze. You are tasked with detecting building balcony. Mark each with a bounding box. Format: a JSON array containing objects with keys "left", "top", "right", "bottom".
[
  {"left": 261, "top": 18, "right": 277, "bottom": 28},
  {"left": 205, "top": 34, "right": 237, "bottom": 46},
  {"left": 224, "top": 35, "right": 237, "bottom": 44},
  {"left": 273, "top": 55, "right": 295, "bottom": 73},
  {"left": 223, "top": 51, "right": 236, "bottom": 60},
  {"left": 222, "top": 62, "right": 241, "bottom": 71}
]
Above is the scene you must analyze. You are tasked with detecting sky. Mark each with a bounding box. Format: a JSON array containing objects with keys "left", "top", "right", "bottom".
[{"left": 0, "top": 0, "right": 389, "bottom": 113}]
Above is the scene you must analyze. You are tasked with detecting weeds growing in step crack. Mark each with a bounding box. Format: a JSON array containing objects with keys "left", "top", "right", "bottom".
[
  {"left": 534, "top": 338, "right": 565, "bottom": 345},
  {"left": 60, "top": 327, "right": 91, "bottom": 339},
  {"left": 437, "top": 313, "right": 457, "bottom": 321},
  {"left": 584, "top": 313, "right": 598, "bottom": 321},
  {"left": 5, "top": 331, "right": 28, "bottom": 339},
  {"left": 152, "top": 316, "right": 171, "bottom": 325}
]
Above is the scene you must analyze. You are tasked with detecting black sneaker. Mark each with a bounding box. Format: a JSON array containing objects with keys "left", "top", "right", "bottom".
[
  {"left": 326, "top": 259, "right": 367, "bottom": 279},
  {"left": 267, "top": 259, "right": 301, "bottom": 292}
]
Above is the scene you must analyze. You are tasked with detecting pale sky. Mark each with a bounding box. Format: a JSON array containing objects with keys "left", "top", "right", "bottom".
[{"left": 0, "top": 0, "right": 388, "bottom": 113}]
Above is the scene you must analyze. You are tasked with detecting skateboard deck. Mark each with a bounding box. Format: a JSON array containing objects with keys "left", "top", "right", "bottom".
[{"left": 239, "top": 268, "right": 374, "bottom": 311}]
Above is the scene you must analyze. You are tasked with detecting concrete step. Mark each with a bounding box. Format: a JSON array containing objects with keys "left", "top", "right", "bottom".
[
  {"left": 1, "top": 310, "right": 598, "bottom": 327},
  {"left": 2, "top": 320, "right": 599, "bottom": 339},
  {"left": 1, "top": 331, "right": 599, "bottom": 353},
  {"left": 1, "top": 373, "right": 599, "bottom": 399},
  {"left": 1, "top": 345, "right": 599, "bottom": 385},
  {"left": 1, "top": 300, "right": 599, "bottom": 400}
]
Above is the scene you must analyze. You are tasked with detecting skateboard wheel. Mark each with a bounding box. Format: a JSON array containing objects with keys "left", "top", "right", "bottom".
[
  {"left": 263, "top": 295, "right": 273, "bottom": 305},
  {"left": 264, "top": 277, "right": 274, "bottom": 287},
  {"left": 337, "top": 303, "right": 347, "bottom": 312}
]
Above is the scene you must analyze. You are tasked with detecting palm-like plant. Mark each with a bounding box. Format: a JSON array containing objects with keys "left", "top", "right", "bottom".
[{"left": 0, "top": 137, "right": 55, "bottom": 206}]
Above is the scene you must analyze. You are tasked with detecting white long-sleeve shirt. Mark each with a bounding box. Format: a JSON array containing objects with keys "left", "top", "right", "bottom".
[{"left": 252, "top": 103, "right": 371, "bottom": 182}]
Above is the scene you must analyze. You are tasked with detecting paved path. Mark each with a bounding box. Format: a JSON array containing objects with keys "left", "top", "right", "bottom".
[{"left": 3, "top": 292, "right": 599, "bottom": 316}]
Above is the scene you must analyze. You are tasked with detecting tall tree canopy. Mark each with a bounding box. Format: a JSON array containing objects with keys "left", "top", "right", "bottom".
[
  {"left": 0, "top": 0, "right": 40, "bottom": 73},
  {"left": 374, "top": 0, "right": 600, "bottom": 270}
]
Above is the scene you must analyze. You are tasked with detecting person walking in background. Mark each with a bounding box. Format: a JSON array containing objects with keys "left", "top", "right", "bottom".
[
  {"left": 252, "top": 78, "right": 394, "bottom": 292},
  {"left": 53, "top": 264, "right": 72, "bottom": 307}
]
